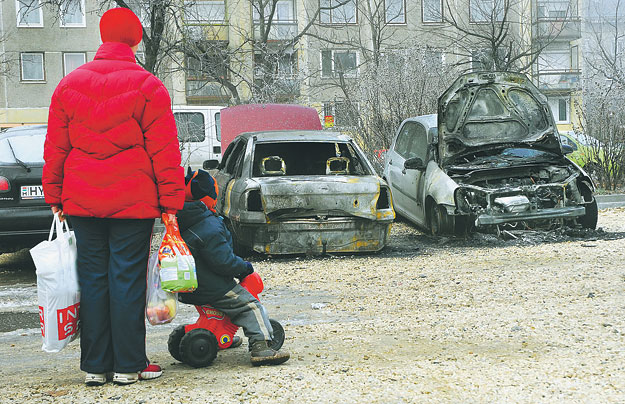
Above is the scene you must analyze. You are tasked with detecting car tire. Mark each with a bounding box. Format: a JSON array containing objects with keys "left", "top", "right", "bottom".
[
  {"left": 179, "top": 329, "right": 219, "bottom": 368},
  {"left": 224, "top": 219, "right": 252, "bottom": 257},
  {"left": 428, "top": 204, "right": 454, "bottom": 236},
  {"left": 578, "top": 184, "right": 598, "bottom": 230}
]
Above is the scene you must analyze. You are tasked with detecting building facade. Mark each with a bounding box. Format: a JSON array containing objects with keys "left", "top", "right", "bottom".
[{"left": 0, "top": 0, "right": 586, "bottom": 133}]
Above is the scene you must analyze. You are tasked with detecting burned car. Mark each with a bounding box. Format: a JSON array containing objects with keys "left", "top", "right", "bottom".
[
  {"left": 383, "top": 72, "right": 597, "bottom": 235},
  {"left": 213, "top": 130, "right": 395, "bottom": 255}
]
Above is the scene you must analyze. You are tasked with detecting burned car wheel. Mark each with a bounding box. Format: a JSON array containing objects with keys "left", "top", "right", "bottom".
[
  {"left": 578, "top": 184, "right": 598, "bottom": 230},
  {"left": 428, "top": 203, "right": 454, "bottom": 236}
]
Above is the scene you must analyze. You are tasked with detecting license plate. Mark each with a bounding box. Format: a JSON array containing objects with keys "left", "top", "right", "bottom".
[{"left": 21, "top": 185, "right": 45, "bottom": 200}]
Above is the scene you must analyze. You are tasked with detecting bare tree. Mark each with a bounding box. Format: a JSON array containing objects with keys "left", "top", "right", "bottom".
[
  {"left": 305, "top": 0, "right": 455, "bottom": 171},
  {"left": 439, "top": 0, "right": 576, "bottom": 73},
  {"left": 575, "top": 0, "right": 625, "bottom": 189},
  {"left": 573, "top": 81, "right": 625, "bottom": 190}
]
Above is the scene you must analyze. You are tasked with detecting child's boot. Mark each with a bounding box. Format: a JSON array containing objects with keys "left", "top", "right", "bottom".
[{"left": 250, "top": 340, "right": 290, "bottom": 366}]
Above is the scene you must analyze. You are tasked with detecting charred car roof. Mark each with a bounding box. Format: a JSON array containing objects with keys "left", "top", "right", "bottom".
[{"left": 438, "top": 72, "right": 561, "bottom": 165}]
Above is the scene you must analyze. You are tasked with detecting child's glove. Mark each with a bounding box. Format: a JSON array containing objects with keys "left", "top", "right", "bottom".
[{"left": 237, "top": 262, "right": 254, "bottom": 281}]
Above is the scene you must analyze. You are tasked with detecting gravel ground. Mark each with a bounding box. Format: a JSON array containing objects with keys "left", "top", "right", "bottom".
[{"left": 2, "top": 209, "right": 625, "bottom": 403}]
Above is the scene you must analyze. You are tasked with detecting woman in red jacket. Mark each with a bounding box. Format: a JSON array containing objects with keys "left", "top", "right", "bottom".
[{"left": 42, "top": 8, "right": 185, "bottom": 386}]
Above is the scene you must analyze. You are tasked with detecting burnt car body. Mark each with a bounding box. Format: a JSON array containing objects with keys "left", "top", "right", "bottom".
[
  {"left": 383, "top": 72, "right": 597, "bottom": 235},
  {"left": 213, "top": 130, "right": 395, "bottom": 255},
  {"left": 0, "top": 125, "right": 53, "bottom": 238}
]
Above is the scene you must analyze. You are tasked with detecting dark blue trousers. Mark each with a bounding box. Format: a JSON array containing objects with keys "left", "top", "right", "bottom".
[{"left": 70, "top": 216, "right": 154, "bottom": 373}]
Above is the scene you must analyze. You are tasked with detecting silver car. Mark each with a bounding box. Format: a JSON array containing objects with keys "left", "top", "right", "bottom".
[
  {"left": 213, "top": 130, "right": 395, "bottom": 255},
  {"left": 383, "top": 72, "right": 597, "bottom": 236}
]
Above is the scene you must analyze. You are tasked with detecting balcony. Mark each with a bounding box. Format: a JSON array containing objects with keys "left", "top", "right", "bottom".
[
  {"left": 253, "top": 76, "right": 300, "bottom": 98},
  {"left": 253, "top": 21, "right": 298, "bottom": 41},
  {"left": 533, "top": 18, "right": 581, "bottom": 40},
  {"left": 186, "top": 80, "right": 231, "bottom": 103},
  {"left": 536, "top": 70, "right": 580, "bottom": 91},
  {"left": 184, "top": 24, "right": 229, "bottom": 42}
]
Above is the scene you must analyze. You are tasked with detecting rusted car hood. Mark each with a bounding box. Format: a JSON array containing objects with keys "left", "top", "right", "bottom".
[
  {"left": 438, "top": 72, "right": 561, "bottom": 165},
  {"left": 256, "top": 176, "right": 387, "bottom": 221}
]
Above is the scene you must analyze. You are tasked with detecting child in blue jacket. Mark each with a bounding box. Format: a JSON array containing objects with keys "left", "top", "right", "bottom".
[{"left": 176, "top": 169, "right": 289, "bottom": 366}]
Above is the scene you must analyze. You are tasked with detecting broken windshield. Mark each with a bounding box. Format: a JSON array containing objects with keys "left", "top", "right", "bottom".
[{"left": 252, "top": 141, "right": 370, "bottom": 177}]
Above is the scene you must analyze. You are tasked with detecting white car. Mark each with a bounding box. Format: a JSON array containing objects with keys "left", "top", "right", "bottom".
[{"left": 383, "top": 72, "right": 597, "bottom": 236}]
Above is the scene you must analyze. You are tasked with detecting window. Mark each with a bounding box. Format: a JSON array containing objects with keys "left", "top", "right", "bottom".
[
  {"left": 538, "top": 50, "right": 570, "bottom": 71},
  {"left": 63, "top": 53, "right": 86, "bottom": 75},
  {"left": 16, "top": 0, "right": 43, "bottom": 27},
  {"left": 323, "top": 101, "right": 357, "bottom": 127},
  {"left": 537, "top": 0, "right": 577, "bottom": 19},
  {"left": 385, "top": 0, "right": 405, "bottom": 23},
  {"left": 184, "top": 0, "right": 226, "bottom": 24},
  {"left": 60, "top": 0, "right": 85, "bottom": 27},
  {"left": 20, "top": 52, "right": 44, "bottom": 81},
  {"left": 222, "top": 139, "right": 246, "bottom": 175},
  {"left": 422, "top": 0, "right": 442, "bottom": 22},
  {"left": 254, "top": 52, "right": 297, "bottom": 78},
  {"left": 395, "top": 122, "right": 426, "bottom": 159},
  {"left": 320, "top": 0, "right": 356, "bottom": 24},
  {"left": 215, "top": 112, "right": 221, "bottom": 141},
  {"left": 321, "top": 50, "right": 359, "bottom": 77},
  {"left": 548, "top": 97, "right": 569, "bottom": 123},
  {"left": 253, "top": 0, "right": 294, "bottom": 21},
  {"left": 187, "top": 50, "right": 229, "bottom": 80},
  {"left": 571, "top": 45, "right": 579, "bottom": 70},
  {"left": 470, "top": 0, "right": 504, "bottom": 22},
  {"left": 174, "top": 112, "right": 206, "bottom": 143}
]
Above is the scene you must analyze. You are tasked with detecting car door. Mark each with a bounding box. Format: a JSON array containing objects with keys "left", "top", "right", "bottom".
[
  {"left": 214, "top": 138, "right": 247, "bottom": 217},
  {"left": 402, "top": 123, "right": 429, "bottom": 227},
  {"left": 386, "top": 121, "right": 429, "bottom": 226},
  {"left": 386, "top": 122, "right": 414, "bottom": 214}
]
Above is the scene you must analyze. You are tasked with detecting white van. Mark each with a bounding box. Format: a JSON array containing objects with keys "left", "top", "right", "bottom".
[{"left": 172, "top": 105, "right": 224, "bottom": 170}]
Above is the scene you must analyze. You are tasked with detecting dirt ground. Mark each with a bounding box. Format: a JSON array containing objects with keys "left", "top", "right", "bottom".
[{"left": 2, "top": 209, "right": 625, "bottom": 403}]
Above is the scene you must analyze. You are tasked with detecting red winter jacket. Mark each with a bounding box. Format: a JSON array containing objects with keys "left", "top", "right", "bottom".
[{"left": 43, "top": 42, "right": 184, "bottom": 219}]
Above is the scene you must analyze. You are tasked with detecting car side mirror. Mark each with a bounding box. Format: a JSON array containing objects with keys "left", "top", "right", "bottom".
[
  {"left": 561, "top": 144, "right": 574, "bottom": 155},
  {"left": 203, "top": 159, "right": 219, "bottom": 170},
  {"left": 404, "top": 157, "right": 426, "bottom": 171}
]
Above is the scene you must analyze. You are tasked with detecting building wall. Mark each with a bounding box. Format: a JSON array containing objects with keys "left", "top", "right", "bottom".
[{"left": 0, "top": 0, "right": 101, "bottom": 126}]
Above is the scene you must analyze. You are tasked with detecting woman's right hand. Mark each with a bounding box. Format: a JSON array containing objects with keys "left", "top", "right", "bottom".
[{"left": 51, "top": 206, "right": 65, "bottom": 222}]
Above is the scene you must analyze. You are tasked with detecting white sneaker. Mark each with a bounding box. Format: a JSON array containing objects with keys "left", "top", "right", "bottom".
[
  {"left": 113, "top": 364, "right": 162, "bottom": 385},
  {"left": 85, "top": 373, "right": 107, "bottom": 386},
  {"left": 112, "top": 372, "right": 138, "bottom": 385}
]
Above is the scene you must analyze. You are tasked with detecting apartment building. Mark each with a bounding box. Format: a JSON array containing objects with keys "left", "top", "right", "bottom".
[
  {"left": 532, "top": 0, "right": 582, "bottom": 135},
  {"left": 0, "top": 0, "right": 585, "bottom": 131},
  {"left": 0, "top": 0, "right": 102, "bottom": 126}
]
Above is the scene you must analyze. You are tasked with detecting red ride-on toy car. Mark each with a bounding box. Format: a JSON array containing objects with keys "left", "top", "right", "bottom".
[{"left": 167, "top": 272, "right": 285, "bottom": 368}]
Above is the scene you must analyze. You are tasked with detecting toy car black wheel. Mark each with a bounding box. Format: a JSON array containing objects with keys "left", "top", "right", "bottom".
[
  {"left": 167, "top": 325, "right": 186, "bottom": 362},
  {"left": 179, "top": 329, "right": 218, "bottom": 368},
  {"left": 268, "top": 319, "right": 285, "bottom": 351}
]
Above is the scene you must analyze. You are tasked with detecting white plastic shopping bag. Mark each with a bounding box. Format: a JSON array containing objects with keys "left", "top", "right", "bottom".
[{"left": 30, "top": 213, "right": 80, "bottom": 352}]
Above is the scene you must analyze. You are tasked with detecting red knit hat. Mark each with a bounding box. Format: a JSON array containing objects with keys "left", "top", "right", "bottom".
[{"left": 100, "top": 8, "right": 143, "bottom": 47}]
